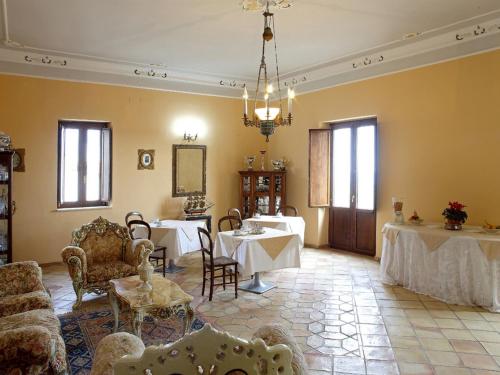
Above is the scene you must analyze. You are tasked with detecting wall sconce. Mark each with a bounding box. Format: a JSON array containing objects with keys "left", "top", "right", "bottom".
[{"left": 183, "top": 132, "right": 198, "bottom": 142}]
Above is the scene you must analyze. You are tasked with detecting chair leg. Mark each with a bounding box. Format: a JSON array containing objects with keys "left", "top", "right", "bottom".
[
  {"left": 202, "top": 266, "right": 206, "bottom": 296},
  {"left": 209, "top": 268, "right": 215, "bottom": 301},
  {"left": 223, "top": 267, "right": 226, "bottom": 290},
  {"left": 163, "top": 249, "right": 167, "bottom": 277},
  {"left": 234, "top": 264, "right": 238, "bottom": 299}
]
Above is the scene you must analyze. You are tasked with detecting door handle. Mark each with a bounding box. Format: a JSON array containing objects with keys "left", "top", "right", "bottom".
[{"left": 351, "top": 194, "right": 356, "bottom": 203}]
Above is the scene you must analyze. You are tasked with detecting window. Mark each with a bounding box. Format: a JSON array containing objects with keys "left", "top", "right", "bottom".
[{"left": 57, "top": 120, "right": 112, "bottom": 208}]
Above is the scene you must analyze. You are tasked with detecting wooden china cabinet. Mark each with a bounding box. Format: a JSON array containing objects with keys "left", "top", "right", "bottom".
[
  {"left": 0, "top": 151, "right": 13, "bottom": 265},
  {"left": 239, "top": 170, "right": 287, "bottom": 219}
]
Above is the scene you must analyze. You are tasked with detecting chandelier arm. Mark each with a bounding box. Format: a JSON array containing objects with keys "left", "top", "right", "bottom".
[{"left": 271, "top": 13, "right": 284, "bottom": 116}]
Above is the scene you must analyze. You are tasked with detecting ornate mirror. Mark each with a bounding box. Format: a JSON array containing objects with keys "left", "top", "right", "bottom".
[{"left": 172, "top": 144, "right": 206, "bottom": 197}]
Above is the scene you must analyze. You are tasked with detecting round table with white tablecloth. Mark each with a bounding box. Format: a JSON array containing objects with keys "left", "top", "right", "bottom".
[{"left": 380, "top": 223, "right": 500, "bottom": 312}]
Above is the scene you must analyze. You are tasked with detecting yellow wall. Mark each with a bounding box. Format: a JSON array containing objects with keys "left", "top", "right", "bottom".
[
  {"left": 0, "top": 75, "right": 264, "bottom": 263},
  {"left": 268, "top": 49, "right": 500, "bottom": 255},
  {"left": 2, "top": 49, "right": 500, "bottom": 262}
]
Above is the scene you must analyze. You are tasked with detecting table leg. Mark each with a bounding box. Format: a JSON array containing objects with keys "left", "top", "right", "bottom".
[
  {"left": 165, "top": 258, "right": 185, "bottom": 274},
  {"left": 108, "top": 291, "right": 120, "bottom": 333},
  {"left": 183, "top": 304, "right": 194, "bottom": 336},
  {"left": 238, "top": 272, "right": 276, "bottom": 294},
  {"left": 131, "top": 310, "right": 144, "bottom": 338}
]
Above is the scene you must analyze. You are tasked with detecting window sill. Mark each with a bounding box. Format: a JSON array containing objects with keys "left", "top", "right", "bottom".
[{"left": 55, "top": 205, "right": 112, "bottom": 212}]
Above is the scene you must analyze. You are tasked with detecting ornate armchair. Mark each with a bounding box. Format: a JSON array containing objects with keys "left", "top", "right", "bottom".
[
  {"left": 61, "top": 217, "right": 154, "bottom": 309},
  {"left": 0, "top": 261, "right": 53, "bottom": 318},
  {"left": 93, "top": 324, "right": 296, "bottom": 375}
]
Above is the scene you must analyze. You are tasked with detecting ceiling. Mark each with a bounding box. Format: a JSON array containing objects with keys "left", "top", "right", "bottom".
[{"left": 1, "top": 0, "right": 500, "bottom": 96}]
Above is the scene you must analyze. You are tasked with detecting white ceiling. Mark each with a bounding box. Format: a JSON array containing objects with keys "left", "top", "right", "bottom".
[{"left": 1, "top": 0, "right": 500, "bottom": 96}]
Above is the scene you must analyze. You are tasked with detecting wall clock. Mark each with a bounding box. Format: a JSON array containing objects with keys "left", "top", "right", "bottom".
[
  {"left": 138, "top": 149, "right": 155, "bottom": 170},
  {"left": 13, "top": 148, "right": 25, "bottom": 172}
]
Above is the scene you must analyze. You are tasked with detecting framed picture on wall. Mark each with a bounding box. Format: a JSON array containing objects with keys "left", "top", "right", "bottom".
[{"left": 138, "top": 149, "right": 155, "bottom": 170}]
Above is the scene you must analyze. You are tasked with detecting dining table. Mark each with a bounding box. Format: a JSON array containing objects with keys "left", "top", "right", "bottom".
[
  {"left": 243, "top": 215, "right": 305, "bottom": 245},
  {"left": 134, "top": 219, "right": 207, "bottom": 273},
  {"left": 214, "top": 227, "right": 301, "bottom": 294},
  {"left": 380, "top": 222, "right": 500, "bottom": 312}
]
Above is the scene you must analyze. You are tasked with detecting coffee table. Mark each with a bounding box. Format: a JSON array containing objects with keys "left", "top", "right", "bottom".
[{"left": 108, "top": 274, "right": 194, "bottom": 338}]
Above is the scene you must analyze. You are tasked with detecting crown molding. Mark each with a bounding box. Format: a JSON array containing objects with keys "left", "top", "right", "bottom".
[{"left": 0, "top": 10, "right": 499, "bottom": 98}]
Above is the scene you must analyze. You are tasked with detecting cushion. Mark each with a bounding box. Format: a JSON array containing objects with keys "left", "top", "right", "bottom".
[
  {"left": 0, "top": 290, "right": 53, "bottom": 318},
  {"left": 87, "top": 261, "right": 136, "bottom": 284},
  {"left": 252, "top": 324, "right": 308, "bottom": 375}
]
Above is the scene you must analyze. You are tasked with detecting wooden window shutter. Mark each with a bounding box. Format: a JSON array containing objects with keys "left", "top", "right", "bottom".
[{"left": 309, "top": 129, "right": 331, "bottom": 207}]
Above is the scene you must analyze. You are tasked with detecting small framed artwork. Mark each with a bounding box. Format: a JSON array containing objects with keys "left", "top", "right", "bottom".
[
  {"left": 13, "top": 148, "right": 25, "bottom": 172},
  {"left": 138, "top": 149, "right": 155, "bottom": 170}
]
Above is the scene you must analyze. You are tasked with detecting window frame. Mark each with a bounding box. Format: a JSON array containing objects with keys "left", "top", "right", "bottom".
[{"left": 57, "top": 120, "right": 112, "bottom": 209}]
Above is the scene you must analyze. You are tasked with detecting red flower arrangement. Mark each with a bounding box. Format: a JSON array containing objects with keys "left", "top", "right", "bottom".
[{"left": 442, "top": 201, "right": 468, "bottom": 224}]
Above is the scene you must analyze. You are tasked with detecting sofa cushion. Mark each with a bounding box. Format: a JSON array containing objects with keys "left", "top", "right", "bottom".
[
  {"left": 0, "top": 290, "right": 53, "bottom": 318},
  {"left": 0, "top": 309, "right": 67, "bottom": 375},
  {"left": 87, "top": 261, "right": 136, "bottom": 284}
]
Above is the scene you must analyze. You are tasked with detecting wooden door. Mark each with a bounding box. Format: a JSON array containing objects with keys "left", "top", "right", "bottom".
[{"left": 329, "top": 119, "right": 377, "bottom": 255}]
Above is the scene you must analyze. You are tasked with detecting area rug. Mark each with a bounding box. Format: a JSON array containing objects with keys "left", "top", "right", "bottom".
[{"left": 59, "top": 309, "right": 205, "bottom": 375}]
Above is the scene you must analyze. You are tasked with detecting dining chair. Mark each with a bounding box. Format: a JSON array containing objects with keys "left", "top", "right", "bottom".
[
  {"left": 197, "top": 227, "right": 238, "bottom": 301},
  {"left": 127, "top": 219, "right": 168, "bottom": 277},
  {"left": 125, "top": 211, "right": 144, "bottom": 237},
  {"left": 218, "top": 215, "right": 243, "bottom": 232},
  {"left": 227, "top": 207, "right": 242, "bottom": 221},
  {"left": 278, "top": 205, "right": 299, "bottom": 217}
]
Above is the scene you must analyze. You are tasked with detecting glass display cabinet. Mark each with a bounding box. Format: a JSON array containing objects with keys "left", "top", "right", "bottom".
[
  {"left": 0, "top": 151, "right": 13, "bottom": 265},
  {"left": 239, "top": 171, "right": 287, "bottom": 219}
]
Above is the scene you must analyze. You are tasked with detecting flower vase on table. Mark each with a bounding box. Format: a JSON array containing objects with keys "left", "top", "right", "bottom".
[{"left": 442, "top": 201, "right": 467, "bottom": 231}]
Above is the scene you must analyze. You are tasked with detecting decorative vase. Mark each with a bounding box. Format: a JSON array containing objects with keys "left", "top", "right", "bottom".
[
  {"left": 137, "top": 247, "right": 154, "bottom": 293},
  {"left": 445, "top": 219, "right": 462, "bottom": 231}
]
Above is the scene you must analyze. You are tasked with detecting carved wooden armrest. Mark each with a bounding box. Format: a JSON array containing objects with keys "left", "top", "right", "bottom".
[
  {"left": 61, "top": 246, "right": 87, "bottom": 284},
  {"left": 0, "top": 261, "right": 45, "bottom": 297},
  {"left": 125, "top": 239, "right": 155, "bottom": 268},
  {"left": 0, "top": 326, "right": 56, "bottom": 373}
]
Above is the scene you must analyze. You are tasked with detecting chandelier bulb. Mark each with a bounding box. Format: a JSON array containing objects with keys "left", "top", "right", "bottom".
[{"left": 266, "top": 83, "right": 273, "bottom": 94}]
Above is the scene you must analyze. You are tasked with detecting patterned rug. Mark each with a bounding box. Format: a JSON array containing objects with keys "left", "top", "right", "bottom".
[{"left": 59, "top": 309, "right": 205, "bottom": 375}]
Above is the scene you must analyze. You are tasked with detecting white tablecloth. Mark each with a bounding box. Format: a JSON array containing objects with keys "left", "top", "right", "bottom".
[
  {"left": 380, "top": 223, "right": 500, "bottom": 312},
  {"left": 135, "top": 220, "right": 206, "bottom": 260},
  {"left": 215, "top": 228, "right": 301, "bottom": 276},
  {"left": 243, "top": 215, "right": 305, "bottom": 245}
]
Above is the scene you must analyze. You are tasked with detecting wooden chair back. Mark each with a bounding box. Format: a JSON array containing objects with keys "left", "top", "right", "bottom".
[
  {"left": 125, "top": 211, "right": 144, "bottom": 225},
  {"left": 114, "top": 324, "right": 293, "bottom": 375},
  {"left": 197, "top": 227, "right": 214, "bottom": 266},
  {"left": 127, "top": 219, "right": 151, "bottom": 240},
  {"left": 278, "top": 205, "right": 299, "bottom": 217},
  {"left": 227, "top": 207, "right": 242, "bottom": 221},
  {"left": 218, "top": 215, "right": 243, "bottom": 232}
]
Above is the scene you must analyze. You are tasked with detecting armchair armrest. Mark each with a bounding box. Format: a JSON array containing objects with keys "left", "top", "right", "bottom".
[
  {"left": 125, "top": 239, "right": 155, "bottom": 268},
  {"left": 0, "top": 261, "right": 45, "bottom": 297},
  {"left": 61, "top": 246, "right": 88, "bottom": 285},
  {"left": 0, "top": 326, "right": 55, "bottom": 373}
]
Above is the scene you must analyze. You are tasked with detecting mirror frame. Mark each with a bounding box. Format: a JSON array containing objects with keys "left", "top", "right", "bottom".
[{"left": 172, "top": 144, "right": 207, "bottom": 197}]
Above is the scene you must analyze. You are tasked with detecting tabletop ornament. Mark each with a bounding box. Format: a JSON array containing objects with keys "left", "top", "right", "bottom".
[
  {"left": 244, "top": 155, "right": 256, "bottom": 170},
  {"left": 183, "top": 193, "right": 214, "bottom": 216},
  {"left": 392, "top": 197, "right": 404, "bottom": 224},
  {"left": 442, "top": 201, "right": 468, "bottom": 230},
  {"left": 137, "top": 247, "right": 154, "bottom": 293},
  {"left": 408, "top": 210, "right": 423, "bottom": 225}
]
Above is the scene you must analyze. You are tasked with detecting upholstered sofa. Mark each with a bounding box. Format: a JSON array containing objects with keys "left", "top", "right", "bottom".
[
  {"left": 61, "top": 216, "right": 154, "bottom": 309},
  {"left": 0, "top": 261, "right": 67, "bottom": 375}
]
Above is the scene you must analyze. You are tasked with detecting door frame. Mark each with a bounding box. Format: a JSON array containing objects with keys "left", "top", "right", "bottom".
[{"left": 328, "top": 118, "right": 378, "bottom": 256}]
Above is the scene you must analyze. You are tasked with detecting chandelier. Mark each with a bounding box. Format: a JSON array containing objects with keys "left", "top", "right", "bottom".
[
  {"left": 242, "top": 1, "right": 294, "bottom": 142},
  {"left": 241, "top": 0, "right": 292, "bottom": 11}
]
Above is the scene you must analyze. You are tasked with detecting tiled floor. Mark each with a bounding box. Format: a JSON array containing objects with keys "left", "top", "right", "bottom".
[{"left": 43, "top": 248, "right": 500, "bottom": 375}]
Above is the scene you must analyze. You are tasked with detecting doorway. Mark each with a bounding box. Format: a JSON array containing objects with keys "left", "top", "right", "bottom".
[{"left": 329, "top": 118, "right": 377, "bottom": 255}]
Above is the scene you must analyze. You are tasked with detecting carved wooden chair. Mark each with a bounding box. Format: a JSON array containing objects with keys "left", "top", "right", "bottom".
[
  {"left": 127, "top": 219, "right": 168, "bottom": 277},
  {"left": 227, "top": 207, "right": 242, "bottom": 221},
  {"left": 61, "top": 217, "right": 154, "bottom": 309},
  {"left": 198, "top": 227, "right": 238, "bottom": 301},
  {"left": 277, "top": 205, "right": 299, "bottom": 217},
  {"left": 113, "top": 324, "right": 294, "bottom": 375},
  {"left": 218, "top": 215, "right": 243, "bottom": 232}
]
